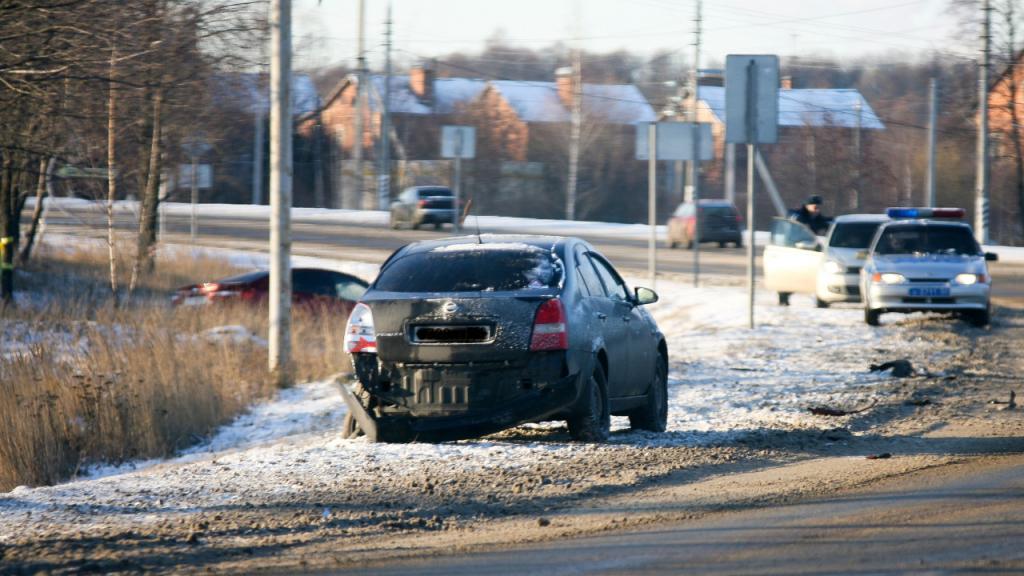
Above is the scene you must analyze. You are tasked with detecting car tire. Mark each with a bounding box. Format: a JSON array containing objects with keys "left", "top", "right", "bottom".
[
  {"left": 865, "top": 307, "right": 881, "bottom": 326},
  {"left": 434, "top": 222, "right": 442, "bottom": 230},
  {"left": 815, "top": 297, "right": 830, "bottom": 309},
  {"left": 718, "top": 241, "right": 727, "bottom": 248},
  {"left": 629, "top": 352, "right": 668, "bottom": 432},
  {"left": 411, "top": 220, "right": 421, "bottom": 230},
  {"left": 668, "top": 239, "right": 679, "bottom": 249},
  {"left": 341, "top": 412, "right": 363, "bottom": 439},
  {"left": 685, "top": 236, "right": 694, "bottom": 250},
  {"left": 966, "top": 308, "right": 990, "bottom": 327},
  {"left": 568, "top": 364, "right": 610, "bottom": 442},
  {"left": 778, "top": 292, "right": 791, "bottom": 306},
  {"left": 389, "top": 213, "right": 400, "bottom": 230}
]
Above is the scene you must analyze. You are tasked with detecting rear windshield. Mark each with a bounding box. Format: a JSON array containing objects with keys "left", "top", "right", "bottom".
[
  {"left": 828, "top": 222, "right": 884, "bottom": 249},
  {"left": 374, "top": 243, "right": 563, "bottom": 292},
  {"left": 874, "top": 225, "right": 981, "bottom": 256},
  {"left": 699, "top": 205, "right": 736, "bottom": 218},
  {"left": 417, "top": 188, "right": 452, "bottom": 197}
]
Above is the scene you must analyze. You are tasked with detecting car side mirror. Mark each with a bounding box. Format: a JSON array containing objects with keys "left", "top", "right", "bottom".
[
  {"left": 855, "top": 250, "right": 869, "bottom": 260},
  {"left": 794, "top": 240, "right": 821, "bottom": 251},
  {"left": 985, "top": 252, "right": 999, "bottom": 262},
  {"left": 634, "top": 286, "right": 659, "bottom": 306}
]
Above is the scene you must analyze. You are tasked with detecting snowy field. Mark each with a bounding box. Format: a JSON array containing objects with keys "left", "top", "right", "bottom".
[{"left": 0, "top": 239, "right": 953, "bottom": 537}]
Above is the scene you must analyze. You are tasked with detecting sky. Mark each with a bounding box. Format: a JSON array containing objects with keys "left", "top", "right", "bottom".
[{"left": 291, "top": 0, "right": 966, "bottom": 72}]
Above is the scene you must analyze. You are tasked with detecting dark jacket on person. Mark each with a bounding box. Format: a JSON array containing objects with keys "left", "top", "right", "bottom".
[{"left": 790, "top": 207, "right": 831, "bottom": 235}]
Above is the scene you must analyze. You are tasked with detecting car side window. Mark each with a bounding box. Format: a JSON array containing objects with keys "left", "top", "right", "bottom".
[
  {"left": 574, "top": 247, "right": 604, "bottom": 297},
  {"left": 332, "top": 273, "right": 367, "bottom": 301},
  {"left": 771, "top": 218, "right": 816, "bottom": 247},
  {"left": 588, "top": 253, "right": 629, "bottom": 302},
  {"left": 293, "top": 270, "right": 335, "bottom": 297}
]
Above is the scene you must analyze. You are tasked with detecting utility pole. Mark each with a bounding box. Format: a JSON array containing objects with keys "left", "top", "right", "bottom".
[
  {"left": 350, "top": 0, "right": 366, "bottom": 209},
  {"left": 565, "top": 0, "right": 582, "bottom": 221},
  {"left": 190, "top": 150, "right": 198, "bottom": 245},
  {"left": 926, "top": 77, "right": 938, "bottom": 207},
  {"left": 690, "top": 0, "right": 702, "bottom": 287},
  {"left": 252, "top": 108, "right": 264, "bottom": 205},
  {"left": 976, "top": 0, "right": 992, "bottom": 244},
  {"left": 852, "top": 99, "right": 862, "bottom": 210},
  {"left": 269, "top": 0, "right": 292, "bottom": 387},
  {"left": 377, "top": 3, "right": 392, "bottom": 209}
]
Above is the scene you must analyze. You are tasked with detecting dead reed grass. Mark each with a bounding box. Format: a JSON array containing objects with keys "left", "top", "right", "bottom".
[{"left": 0, "top": 243, "right": 353, "bottom": 491}]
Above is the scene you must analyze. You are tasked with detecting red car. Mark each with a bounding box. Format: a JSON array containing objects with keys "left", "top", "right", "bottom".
[{"left": 172, "top": 267, "right": 369, "bottom": 314}]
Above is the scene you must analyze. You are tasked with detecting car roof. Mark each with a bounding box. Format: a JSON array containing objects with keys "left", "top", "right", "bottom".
[
  {"left": 880, "top": 219, "right": 974, "bottom": 230},
  {"left": 393, "top": 234, "right": 577, "bottom": 258},
  {"left": 832, "top": 213, "right": 890, "bottom": 224}
]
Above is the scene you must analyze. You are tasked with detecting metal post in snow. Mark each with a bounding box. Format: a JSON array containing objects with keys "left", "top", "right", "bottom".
[
  {"left": 648, "top": 122, "right": 657, "bottom": 289},
  {"left": 454, "top": 130, "right": 462, "bottom": 234},
  {"left": 190, "top": 153, "right": 198, "bottom": 246},
  {"left": 269, "top": 0, "right": 293, "bottom": 386},
  {"left": 746, "top": 58, "right": 757, "bottom": 330},
  {"left": 690, "top": 0, "right": 702, "bottom": 288},
  {"left": 926, "top": 77, "right": 938, "bottom": 207}
]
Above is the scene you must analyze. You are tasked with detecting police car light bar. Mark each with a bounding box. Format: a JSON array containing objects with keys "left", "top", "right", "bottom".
[{"left": 886, "top": 207, "right": 965, "bottom": 219}]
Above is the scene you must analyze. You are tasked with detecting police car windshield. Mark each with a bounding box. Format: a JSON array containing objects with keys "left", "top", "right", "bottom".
[
  {"left": 874, "top": 225, "right": 981, "bottom": 256},
  {"left": 828, "top": 222, "right": 885, "bottom": 249}
]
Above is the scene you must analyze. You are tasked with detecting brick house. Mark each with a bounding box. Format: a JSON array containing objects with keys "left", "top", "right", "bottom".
[{"left": 298, "top": 64, "right": 656, "bottom": 219}]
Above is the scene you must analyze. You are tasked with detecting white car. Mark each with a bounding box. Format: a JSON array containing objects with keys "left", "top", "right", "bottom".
[
  {"left": 763, "top": 214, "right": 889, "bottom": 307},
  {"left": 860, "top": 208, "right": 997, "bottom": 327}
]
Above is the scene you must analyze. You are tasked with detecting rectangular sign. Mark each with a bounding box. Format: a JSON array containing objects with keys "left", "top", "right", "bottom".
[
  {"left": 725, "top": 54, "right": 779, "bottom": 144},
  {"left": 635, "top": 122, "right": 713, "bottom": 161},
  {"left": 441, "top": 125, "right": 476, "bottom": 159},
  {"left": 178, "top": 164, "right": 213, "bottom": 189}
]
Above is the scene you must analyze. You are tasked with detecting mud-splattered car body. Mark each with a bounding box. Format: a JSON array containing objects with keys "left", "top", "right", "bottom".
[{"left": 342, "top": 235, "right": 668, "bottom": 443}]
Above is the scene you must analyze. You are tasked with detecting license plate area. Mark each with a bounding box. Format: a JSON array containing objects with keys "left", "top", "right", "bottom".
[{"left": 909, "top": 287, "right": 950, "bottom": 297}]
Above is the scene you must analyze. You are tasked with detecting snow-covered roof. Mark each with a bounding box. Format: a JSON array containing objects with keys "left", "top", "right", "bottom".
[
  {"left": 368, "top": 75, "right": 488, "bottom": 115},
  {"left": 363, "top": 75, "right": 655, "bottom": 125},
  {"left": 216, "top": 73, "right": 320, "bottom": 117},
  {"left": 698, "top": 86, "right": 884, "bottom": 130}
]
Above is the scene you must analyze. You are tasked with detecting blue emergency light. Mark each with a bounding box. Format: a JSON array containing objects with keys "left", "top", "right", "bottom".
[{"left": 886, "top": 207, "right": 965, "bottom": 219}]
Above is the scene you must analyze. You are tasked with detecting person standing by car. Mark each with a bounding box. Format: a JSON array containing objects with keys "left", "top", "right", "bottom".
[{"left": 790, "top": 195, "right": 831, "bottom": 235}]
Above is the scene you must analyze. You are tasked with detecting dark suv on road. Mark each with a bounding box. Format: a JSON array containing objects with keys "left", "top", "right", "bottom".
[
  {"left": 342, "top": 235, "right": 668, "bottom": 443},
  {"left": 667, "top": 200, "right": 743, "bottom": 249},
  {"left": 389, "top": 186, "right": 456, "bottom": 230}
]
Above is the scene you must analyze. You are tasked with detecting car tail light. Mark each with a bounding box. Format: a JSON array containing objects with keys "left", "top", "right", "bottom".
[
  {"left": 418, "top": 199, "right": 427, "bottom": 207},
  {"left": 530, "top": 299, "right": 568, "bottom": 351},
  {"left": 199, "top": 282, "right": 221, "bottom": 294},
  {"left": 344, "top": 302, "right": 377, "bottom": 354}
]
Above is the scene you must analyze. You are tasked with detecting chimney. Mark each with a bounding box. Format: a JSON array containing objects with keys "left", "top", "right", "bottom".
[
  {"left": 409, "top": 61, "right": 435, "bottom": 103},
  {"left": 781, "top": 75, "right": 793, "bottom": 90},
  {"left": 555, "top": 66, "right": 573, "bottom": 107}
]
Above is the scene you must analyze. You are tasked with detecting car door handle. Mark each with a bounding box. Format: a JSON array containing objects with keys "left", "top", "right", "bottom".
[{"left": 595, "top": 312, "right": 607, "bottom": 320}]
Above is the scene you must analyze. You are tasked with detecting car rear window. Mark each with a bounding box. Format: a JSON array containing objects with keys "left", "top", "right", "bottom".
[
  {"left": 417, "top": 188, "right": 452, "bottom": 197},
  {"left": 374, "top": 243, "right": 563, "bottom": 292},
  {"left": 874, "top": 225, "right": 981, "bottom": 256},
  {"left": 699, "top": 205, "right": 735, "bottom": 218},
  {"left": 829, "top": 222, "right": 884, "bottom": 248}
]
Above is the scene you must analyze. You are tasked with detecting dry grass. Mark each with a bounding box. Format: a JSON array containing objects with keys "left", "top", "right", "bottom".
[{"left": 0, "top": 244, "right": 353, "bottom": 491}]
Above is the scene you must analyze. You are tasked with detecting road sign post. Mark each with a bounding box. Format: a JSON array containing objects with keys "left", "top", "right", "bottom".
[
  {"left": 636, "top": 121, "right": 712, "bottom": 289},
  {"left": 441, "top": 126, "right": 475, "bottom": 234},
  {"left": 726, "top": 54, "right": 779, "bottom": 329}
]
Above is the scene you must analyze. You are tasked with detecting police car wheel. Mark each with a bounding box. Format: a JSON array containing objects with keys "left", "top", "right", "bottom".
[
  {"left": 815, "top": 297, "right": 830, "bottom": 309},
  {"left": 964, "top": 308, "right": 990, "bottom": 327},
  {"left": 865, "top": 308, "right": 880, "bottom": 326},
  {"left": 778, "top": 292, "right": 791, "bottom": 306}
]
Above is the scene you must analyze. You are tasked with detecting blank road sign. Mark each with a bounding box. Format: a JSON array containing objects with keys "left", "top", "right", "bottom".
[
  {"left": 441, "top": 125, "right": 476, "bottom": 159},
  {"left": 725, "top": 55, "right": 779, "bottom": 144},
  {"left": 635, "top": 122, "right": 713, "bottom": 161}
]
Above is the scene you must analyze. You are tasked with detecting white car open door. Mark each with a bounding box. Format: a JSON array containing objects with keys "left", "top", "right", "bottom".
[{"left": 763, "top": 218, "right": 823, "bottom": 298}]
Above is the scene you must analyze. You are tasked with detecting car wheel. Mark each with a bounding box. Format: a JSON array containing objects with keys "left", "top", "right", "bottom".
[
  {"left": 778, "top": 292, "right": 791, "bottom": 306},
  {"left": 815, "top": 297, "right": 830, "bottom": 309},
  {"left": 668, "top": 239, "right": 679, "bottom": 249},
  {"left": 965, "top": 308, "right": 990, "bottom": 327},
  {"left": 718, "top": 241, "right": 727, "bottom": 248},
  {"left": 411, "top": 220, "right": 421, "bottom": 230},
  {"left": 433, "top": 222, "right": 442, "bottom": 230},
  {"left": 340, "top": 412, "right": 363, "bottom": 439},
  {"left": 685, "top": 235, "right": 694, "bottom": 250},
  {"left": 865, "top": 307, "right": 881, "bottom": 326},
  {"left": 734, "top": 240, "right": 743, "bottom": 248},
  {"left": 568, "top": 364, "right": 610, "bottom": 442},
  {"left": 389, "top": 212, "right": 400, "bottom": 230},
  {"left": 629, "top": 352, "right": 668, "bottom": 432}
]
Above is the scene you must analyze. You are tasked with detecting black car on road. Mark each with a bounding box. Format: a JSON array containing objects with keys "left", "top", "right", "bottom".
[
  {"left": 342, "top": 235, "right": 668, "bottom": 443},
  {"left": 389, "top": 186, "right": 456, "bottom": 230}
]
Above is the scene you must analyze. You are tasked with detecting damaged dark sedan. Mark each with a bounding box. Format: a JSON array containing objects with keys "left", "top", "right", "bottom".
[{"left": 340, "top": 235, "right": 668, "bottom": 443}]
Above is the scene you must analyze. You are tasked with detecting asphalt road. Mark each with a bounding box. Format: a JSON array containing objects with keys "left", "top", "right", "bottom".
[
  {"left": 343, "top": 455, "right": 1024, "bottom": 576},
  {"left": 35, "top": 204, "right": 1024, "bottom": 305}
]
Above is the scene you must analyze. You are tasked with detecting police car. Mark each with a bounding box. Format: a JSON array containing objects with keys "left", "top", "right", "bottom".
[
  {"left": 763, "top": 214, "right": 889, "bottom": 307},
  {"left": 860, "top": 207, "right": 998, "bottom": 327}
]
